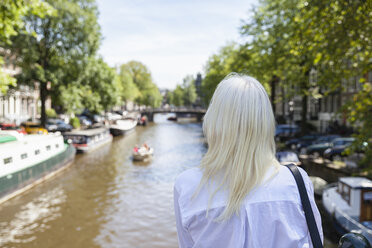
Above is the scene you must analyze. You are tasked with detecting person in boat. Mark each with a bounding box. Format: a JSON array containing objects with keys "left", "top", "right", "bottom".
[
  {"left": 142, "top": 143, "right": 149, "bottom": 151},
  {"left": 133, "top": 145, "right": 139, "bottom": 153},
  {"left": 174, "top": 74, "right": 323, "bottom": 247}
]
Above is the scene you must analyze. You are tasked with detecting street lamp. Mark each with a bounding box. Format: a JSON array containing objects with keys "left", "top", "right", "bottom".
[{"left": 289, "top": 100, "right": 294, "bottom": 136}]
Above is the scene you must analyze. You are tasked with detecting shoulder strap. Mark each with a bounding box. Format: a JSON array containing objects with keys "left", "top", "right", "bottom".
[{"left": 284, "top": 163, "right": 323, "bottom": 248}]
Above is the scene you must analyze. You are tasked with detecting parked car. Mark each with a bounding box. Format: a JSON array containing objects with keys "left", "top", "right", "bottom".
[
  {"left": 323, "top": 137, "right": 356, "bottom": 161},
  {"left": 20, "top": 122, "right": 48, "bottom": 134},
  {"left": 294, "top": 134, "right": 323, "bottom": 153},
  {"left": 314, "top": 135, "right": 341, "bottom": 145},
  {"left": 77, "top": 115, "right": 93, "bottom": 127},
  {"left": 0, "top": 123, "right": 27, "bottom": 134},
  {"left": 285, "top": 134, "right": 320, "bottom": 150},
  {"left": 275, "top": 124, "right": 300, "bottom": 141},
  {"left": 93, "top": 114, "right": 105, "bottom": 124},
  {"left": 306, "top": 136, "right": 347, "bottom": 158},
  {"left": 46, "top": 119, "right": 73, "bottom": 132}
]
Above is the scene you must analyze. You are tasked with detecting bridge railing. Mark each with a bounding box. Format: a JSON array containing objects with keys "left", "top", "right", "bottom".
[{"left": 140, "top": 107, "right": 206, "bottom": 113}]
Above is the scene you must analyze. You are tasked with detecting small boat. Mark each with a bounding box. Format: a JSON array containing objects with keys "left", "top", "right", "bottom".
[
  {"left": 133, "top": 147, "right": 154, "bottom": 161},
  {"left": 167, "top": 116, "right": 177, "bottom": 121},
  {"left": 138, "top": 115, "right": 148, "bottom": 126},
  {"left": 276, "top": 151, "right": 301, "bottom": 166},
  {"left": 309, "top": 176, "right": 328, "bottom": 198},
  {"left": 0, "top": 132, "right": 75, "bottom": 203},
  {"left": 322, "top": 177, "right": 372, "bottom": 239},
  {"left": 109, "top": 118, "right": 137, "bottom": 136},
  {"left": 63, "top": 127, "right": 112, "bottom": 153}
]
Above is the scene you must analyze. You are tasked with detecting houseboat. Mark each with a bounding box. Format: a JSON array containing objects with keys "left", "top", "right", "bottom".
[
  {"left": 109, "top": 118, "right": 137, "bottom": 136},
  {"left": 63, "top": 127, "right": 112, "bottom": 153},
  {"left": 0, "top": 132, "right": 76, "bottom": 204},
  {"left": 322, "top": 177, "right": 372, "bottom": 239}
]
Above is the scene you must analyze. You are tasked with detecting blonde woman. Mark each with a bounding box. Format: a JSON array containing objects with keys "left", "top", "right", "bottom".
[{"left": 174, "top": 74, "right": 323, "bottom": 247}]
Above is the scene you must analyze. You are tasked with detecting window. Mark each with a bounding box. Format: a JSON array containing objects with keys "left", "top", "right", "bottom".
[
  {"left": 21, "top": 153, "right": 28, "bottom": 159},
  {"left": 4, "top": 157, "right": 12, "bottom": 164},
  {"left": 46, "top": 145, "right": 51, "bottom": 151},
  {"left": 35, "top": 149, "right": 40, "bottom": 155}
]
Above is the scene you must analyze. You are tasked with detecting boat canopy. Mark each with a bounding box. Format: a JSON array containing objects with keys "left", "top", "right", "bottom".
[
  {"left": 340, "top": 177, "right": 372, "bottom": 190},
  {"left": 64, "top": 127, "right": 108, "bottom": 136},
  {"left": 0, "top": 135, "right": 17, "bottom": 144}
]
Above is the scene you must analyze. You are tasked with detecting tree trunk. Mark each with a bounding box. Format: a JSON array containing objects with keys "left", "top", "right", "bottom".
[
  {"left": 270, "top": 75, "right": 279, "bottom": 115},
  {"left": 40, "top": 82, "right": 47, "bottom": 127},
  {"left": 300, "top": 92, "right": 308, "bottom": 134}
]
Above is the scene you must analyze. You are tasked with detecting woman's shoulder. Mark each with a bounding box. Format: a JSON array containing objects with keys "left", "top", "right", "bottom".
[
  {"left": 174, "top": 167, "right": 203, "bottom": 193},
  {"left": 246, "top": 165, "right": 313, "bottom": 204}
]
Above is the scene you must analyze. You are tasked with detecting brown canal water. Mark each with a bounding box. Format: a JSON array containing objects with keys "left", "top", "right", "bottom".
[
  {"left": 0, "top": 114, "right": 339, "bottom": 247},
  {"left": 0, "top": 114, "right": 206, "bottom": 248}
]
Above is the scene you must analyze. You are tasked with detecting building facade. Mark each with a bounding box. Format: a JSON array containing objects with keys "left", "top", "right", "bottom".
[
  {"left": 273, "top": 70, "right": 372, "bottom": 133},
  {"left": 0, "top": 48, "right": 40, "bottom": 125}
]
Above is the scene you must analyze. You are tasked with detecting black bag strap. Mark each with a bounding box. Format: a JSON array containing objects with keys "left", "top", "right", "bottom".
[{"left": 284, "top": 163, "right": 323, "bottom": 248}]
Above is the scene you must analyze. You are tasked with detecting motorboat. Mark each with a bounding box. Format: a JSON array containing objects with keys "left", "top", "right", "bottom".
[
  {"left": 109, "top": 118, "right": 137, "bottom": 136},
  {"left": 322, "top": 177, "right": 372, "bottom": 239},
  {"left": 309, "top": 176, "right": 328, "bottom": 198},
  {"left": 63, "top": 127, "right": 112, "bottom": 153},
  {"left": 276, "top": 151, "right": 301, "bottom": 166},
  {"left": 133, "top": 147, "right": 154, "bottom": 161}
]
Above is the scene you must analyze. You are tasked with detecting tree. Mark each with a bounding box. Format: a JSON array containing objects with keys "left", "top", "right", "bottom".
[
  {"left": 201, "top": 44, "right": 239, "bottom": 105},
  {"left": 0, "top": 0, "right": 54, "bottom": 93},
  {"left": 182, "top": 75, "right": 197, "bottom": 106},
  {"left": 118, "top": 64, "right": 140, "bottom": 103},
  {"left": 170, "top": 85, "right": 184, "bottom": 107},
  {"left": 8, "top": 0, "right": 101, "bottom": 126},
  {"left": 239, "top": 0, "right": 372, "bottom": 164},
  {"left": 241, "top": 0, "right": 316, "bottom": 129},
  {"left": 345, "top": 82, "right": 372, "bottom": 171},
  {"left": 54, "top": 57, "right": 120, "bottom": 114},
  {"left": 121, "top": 61, "right": 162, "bottom": 107},
  {"left": 201, "top": 43, "right": 272, "bottom": 105}
]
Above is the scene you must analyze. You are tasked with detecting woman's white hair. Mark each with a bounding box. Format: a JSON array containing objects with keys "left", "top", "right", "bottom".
[{"left": 196, "top": 73, "right": 280, "bottom": 221}]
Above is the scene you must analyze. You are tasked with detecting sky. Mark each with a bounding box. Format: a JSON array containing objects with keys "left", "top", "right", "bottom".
[{"left": 96, "top": 0, "right": 258, "bottom": 89}]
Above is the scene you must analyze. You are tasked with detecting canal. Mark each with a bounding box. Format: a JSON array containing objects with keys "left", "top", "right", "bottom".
[{"left": 0, "top": 114, "right": 339, "bottom": 247}]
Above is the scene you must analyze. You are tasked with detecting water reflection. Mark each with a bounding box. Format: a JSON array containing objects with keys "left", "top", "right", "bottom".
[{"left": 0, "top": 187, "right": 66, "bottom": 246}]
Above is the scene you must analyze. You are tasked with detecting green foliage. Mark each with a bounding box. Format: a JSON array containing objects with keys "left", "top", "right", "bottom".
[
  {"left": 58, "top": 84, "right": 85, "bottom": 115},
  {"left": 168, "top": 75, "right": 197, "bottom": 107},
  {"left": 7, "top": 0, "right": 101, "bottom": 125},
  {"left": 69, "top": 117, "right": 80, "bottom": 129},
  {"left": 0, "top": 0, "right": 54, "bottom": 94},
  {"left": 0, "top": 58, "right": 17, "bottom": 94},
  {"left": 182, "top": 75, "right": 197, "bottom": 106},
  {"left": 346, "top": 82, "right": 372, "bottom": 169},
  {"left": 120, "top": 61, "right": 162, "bottom": 107},
  {"left": 169, "top": 85, "right": 184, "bottom": 107},
  {"left": 201, "top": 0, "right": 371, "bottom": 167},
  {"left": 77, "top": 57, "right": 120, "bottom": 112},
  {"left": 201, "top": 43, "right": 271, "bottom": 105},
  {"left": 118, "top": 64, "right": 140, "bottom": 102},
  {"left": 46, "top": 108, "right": 57, "bottom": 118}
]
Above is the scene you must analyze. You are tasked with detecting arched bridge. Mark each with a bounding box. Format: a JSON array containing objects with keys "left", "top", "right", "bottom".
[{"left": 140, "top": 108, "right": 206, "bottom": 122}]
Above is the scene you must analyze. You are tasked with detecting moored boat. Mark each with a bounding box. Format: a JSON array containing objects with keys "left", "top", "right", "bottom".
[
  {"left": 322, "top": 177, "right": 372, "bottom": 239},
  {"left": 109, "top": 118, "right": 137, "bottom": 136},
  {"left": 63, "top": 127, "right": 112, "bottom": 153},
  {"left": 0, "top": 132, "right": 76, "bottom": 204}
]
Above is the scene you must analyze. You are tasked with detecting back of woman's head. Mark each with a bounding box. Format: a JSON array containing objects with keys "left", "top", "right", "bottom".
[{"left": 198, "top": 73, "right": 280, "bottom": 220}]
